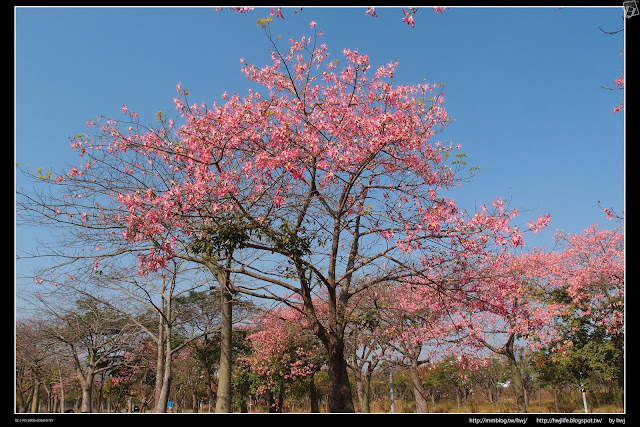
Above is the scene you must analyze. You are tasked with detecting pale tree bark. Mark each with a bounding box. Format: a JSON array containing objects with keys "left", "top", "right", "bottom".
[
  {"left": 482, "top": 333, "right": 527, "bottom": 413},
  {"left": 409, "top": 359, "right": 430, "bottom": 413}
]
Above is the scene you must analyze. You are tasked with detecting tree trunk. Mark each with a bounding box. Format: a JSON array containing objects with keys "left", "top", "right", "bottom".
[
  {"left": 389, "top": 368, "right": 395, "bottom": 413},
  {"left": 215, "top": 265, "right": 233, "bottom": 413},
  {"left": 491, "top": 333, "right": 527, "bottom": 413},
  {"left": 30, "top": 380, "right": 40, "bottom": 413},
  {"left": 80, "top": 375, "right": 93, "bottom": 413},
  {"left": 505, "top": 349, "right": 526, "bottom": 413},
  {"left": 409, "top": 361, "right": 429, "bottom": 413},
  {"left": 325, "top": 337, "right": 355, "bottom": 413},
  {"left": 267, "top": 391, "right": 277, "bottom": 413},
  {"left": 154, "top": 296, "right": 173, "bottom": 413},
  {"left": 353, "top": 366, "right": 372, "bottom": 412},
  {"left": 206, "top": 373, "right": 216, "bottom": 412},
  {"left": 154, "top": 298, "right": 166, "bottom": 412},
  {"left": 155, "top": 345, "right": 172, "bottom": 412},
  {"left": 361, "top": 373, "right": 372, "bottom": 412},
  {"left": 58, "top": 364, "right": 65, "bottom": 413},
  {"left": 354, "top": 368, "right": 365, "bottom": 412},
  {"left": 309, "top": 373, "right": 320, "bottom": 413}
]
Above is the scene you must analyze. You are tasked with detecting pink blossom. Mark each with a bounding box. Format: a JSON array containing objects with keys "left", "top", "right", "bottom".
[
  {"left": 270, "top": 7, "right": 285, "bottom": 20},
  {"left": 402, "top": 9, "right": 415, "bottom": 28},
  {"left": 380, "top": 230, "right": 395, "bottom": 240},
  {"left": 527, "top": 213, "right": 551, "bottom": 233}
]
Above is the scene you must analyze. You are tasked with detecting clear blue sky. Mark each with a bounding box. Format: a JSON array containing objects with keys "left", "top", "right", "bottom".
[{"left": 15, "top": 6, "right": 624, "bottom": 267}]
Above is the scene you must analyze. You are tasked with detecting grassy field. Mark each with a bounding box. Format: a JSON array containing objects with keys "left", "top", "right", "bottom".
[{"left": 237, "top": 389, "right": 624, "bottom": 414}]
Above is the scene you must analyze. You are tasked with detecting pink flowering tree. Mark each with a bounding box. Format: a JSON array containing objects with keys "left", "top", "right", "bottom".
[
  {"left": 533, "top": 223, "right": 624, "bottom": 411},
  {"left": 368, "top": 281, "right": 457, "bottom": 413},
  {"left": 19, "top": 19, "right": 552, "bottom": 412},
  {"left": 437, "top": 249, "right": 564, "bottom": 413},
  {"left": 360, "top": 204, "right": 551, "bottom": 413},
  {"left": 552, "top": 224, "right": 624, "bottom": 336},
  {"left": 240, "top": 305, "right": 323, "bottom": 412},
  {"left": 107, "top": 341, "right": 158, "bottom": 412}
]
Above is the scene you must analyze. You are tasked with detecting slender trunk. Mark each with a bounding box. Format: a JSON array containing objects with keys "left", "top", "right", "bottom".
[
  {"left": 203, "top": 335, "right": 216, "bottom": 411},
  {"left": 464, "top": 387, "right": 468, "bottom": 410},
  {"left": 309, "top": 373, "right": 320, "bottom": 413},
  {"left": 267, "top": 391, "right": 277, "bottom": 413},
  {"left": 97, "top": 374, "right": 105, "bottom": 412},
  {"left": 155, "top": 342, "right": 172, "bottom": 412},
  {"left": 154, "top": 285, "right": 174, "bottom": 413},
  {"left": 154, "top": 295, "right": 166, "bottom": 412},
  {"left": 16, "top": 385, "right": 27, "bottom": 413},
  {"left": 206, "top": 371, "right": 216, "bottom": 411},
  {"left": 389, "top": 369, "right": 395, "bottom": 413},
  {"left": 361, "top": 372, "right": 371, "bottom": 412},
  {"left": 354, "top": 368, "right": 365, "bottom": 412},
  {"left": 409, "top": 361, "right": 429, "bottom": 413},
  {"left": 215, "top": 257, "right": 234, "bottom": 413},
  {"left": 538, "top": 388, "right": 542, "bottom": 412},
  {"left": 353, "top": 365, "right": 371, "bottom": 412},
  {"left": 58, "top": 365, "right": 65, "bottom": 413},
  {"left": 154, "top": 315, "right": 166, "bottom": 411},
  {"left": 277, "top": 387, "right": 285, "bottom": 413},
  {"left": 407, "top": 347, "right": 428, "bottom": 413},
  {"left": 505, "top": 353, "right": 526, "bottom": 412},
  {"left": 30, "top": 379, "right": 40, "bottom": 413},
  {"left": 501, "top": 333, "right": 526, "bottom": 413}
]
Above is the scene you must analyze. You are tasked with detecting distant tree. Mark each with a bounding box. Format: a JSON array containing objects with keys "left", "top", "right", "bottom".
[
  {"left": 32, "top": 297, "right": 139, "bottom": 413},
  {"left": 15, "top": 319, "right": 59, "bottom": 413},
  {"left": 240, "top": 305, "right": 324, "bottom": 412}
]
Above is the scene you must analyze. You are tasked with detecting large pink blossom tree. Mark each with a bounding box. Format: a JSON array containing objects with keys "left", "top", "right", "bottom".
[{"left": 47, "top": 20, "right": 552, "bottom": 411}]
